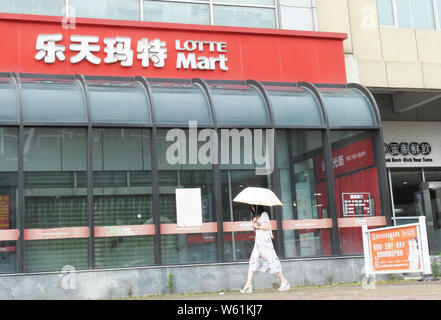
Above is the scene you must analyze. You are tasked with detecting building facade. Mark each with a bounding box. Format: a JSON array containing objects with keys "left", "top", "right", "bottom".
[
  {"left": 0, "top": 1, "right": 392, "bottom": 298},
  {"left": 316, "top": 0, "right": 441, "bottom": 255}
]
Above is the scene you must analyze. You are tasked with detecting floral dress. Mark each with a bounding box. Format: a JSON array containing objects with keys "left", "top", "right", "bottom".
[{"left": 249, "top": 211, "right": 282, "bottom": 274}]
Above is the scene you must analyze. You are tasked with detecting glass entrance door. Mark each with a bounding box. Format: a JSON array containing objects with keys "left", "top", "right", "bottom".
[
  {"left": 390, "top": 169, "right": 423, "bottom": 226},
  {"left": 421, "top": 181, "right": 441, "bottom": 255}
]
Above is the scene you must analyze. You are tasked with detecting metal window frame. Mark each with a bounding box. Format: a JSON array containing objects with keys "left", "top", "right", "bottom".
[
  {"left": 141, "top": 0, "right": 277, "bottom": 9},
  {"left": 191, "top": 78, "right": 224, "bottom": 262},
  {"left": 0, "top": 72, "right": 385, "bottom": 273},
  {"left": 298, "top": 81, "right": 340, "bottom": 255},
  {"left": 246, "top": 79, "right": 284, "bottom": 256},
  {"left": 348, "top": 83, "right": 392, "bottom": 227},
  {"left": 75, "top": 74, "right": 95, "bottom": 269},
  {"left": 10, "top": 72, "right": 24, "bottom": 273}
]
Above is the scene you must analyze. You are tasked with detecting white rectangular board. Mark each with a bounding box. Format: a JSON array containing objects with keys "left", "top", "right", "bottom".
[{"left": 176, "top": 188, "right": 203, "bottom": 227}]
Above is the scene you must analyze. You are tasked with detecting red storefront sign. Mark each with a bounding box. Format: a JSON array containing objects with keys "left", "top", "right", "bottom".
[
  {"left": 0, "top": 13, "right": 351, "bottom": 248},
  {"left": 0, "top": 13, "right": 347, "bottom": 83},
  {"left": 315, "top": 138, "right": 376, "bottom": 181}
]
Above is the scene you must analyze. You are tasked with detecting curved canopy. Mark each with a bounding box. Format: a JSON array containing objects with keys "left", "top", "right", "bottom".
[{"left": 0, "top": 73, "right": 379, "bottom": 128}]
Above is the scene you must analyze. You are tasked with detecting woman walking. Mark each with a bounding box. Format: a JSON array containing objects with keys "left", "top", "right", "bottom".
[{"left": 240, "top": 205, "right": 290, "bottom": 293}]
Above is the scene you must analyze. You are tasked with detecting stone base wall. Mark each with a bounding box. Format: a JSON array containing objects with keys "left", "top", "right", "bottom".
[{"left": 0, "top": 256, "right": 435, "bottom": 299}]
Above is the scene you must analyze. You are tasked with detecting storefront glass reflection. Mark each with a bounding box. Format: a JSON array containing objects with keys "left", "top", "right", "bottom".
[
  {"left": 156, "top": 129, "right": 217, "bottom": 265},
  {"left": 390, "top": 168, "right": 423, "bottom": 219},
  {"left": 23, "top": 128, "right": 89, "bottom": 272},
  {"left": 276, "top": 130, "right": 332, "bottom": 258},
  {"left": 0, "top": 128, "right": 18, "bottom": 273},
  {"left": 93, "top": 128, "right": 154, "bottom": 268},
  {"left": 221, "top": 170, "right": 270, "bottom": 261}
]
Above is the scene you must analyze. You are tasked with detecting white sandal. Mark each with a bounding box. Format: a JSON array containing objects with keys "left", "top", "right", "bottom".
[
  {"left": 240, "top": 285, "right": 253, "bottom": 294},
  {"left": 278, "top": 281, "right": 290, "bottom": 292}
]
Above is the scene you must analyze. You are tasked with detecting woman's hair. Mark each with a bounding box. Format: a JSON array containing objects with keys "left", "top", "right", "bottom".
[{"left": 251, "top": 205, "right": 267, "bottom": 218}]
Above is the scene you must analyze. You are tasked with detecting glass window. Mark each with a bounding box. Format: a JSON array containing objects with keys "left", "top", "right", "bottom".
[
  {"left": 0, "top": 78, "right": 18, "bottom": 123},
  {"left": 396, "top": 0, "right": 414, "bottom": 28},
  {"left": 218, "top": 126, "right": 274, "bottom": 261},
  {"left": 159, "top": 170, "right": 216, "bottom": 264},
  {"left": 209, "top": 84, "right": 269, "bottom": 126},
  {"left": 376, "top": 0, "right": 395, "bottom": 26},
  {"left": 265, "top": 86, "right": 324, "bottom": 127},
  {"left": 88, "top": 81, "right": 151, "bottom": 125},
  {"left": 21, "top": 79, "right": 87, "bottom": 123},
  {"left": 276, "top": 130, "right": 332, "bottom": 258},
  {"left": 0, "top": 0, "right": 64, "bottom": 16},
  {"left": 437, "top": 0, "right": 441, "bottom": 26},
  {"left": 144, "top": 1, "right": 210, "bottom": 25},
  {"left": 70, "top": 0, "right": 140, "bottom": 20},
  {"left": 424, "top": 168, "right": 441, "bottom": 182},
  {"left": 0, "top": 128, "right": 18, "bottom": 273},
  {"left": 92, "top": 128, "right": 150, "bottom": 171},
  {"left": 420, "top": 168, "right": 441, "bottom": 254},
  {"left": 24, "top": 128, "right": 87, "bottom": 172},
  {"left": 23, "top": 128, "right": 89, "bottom": 272},
  {"left": 331, "top": 130, "right": 383, "bottom": 255},
  {"left": 93, "top": 129, "right": 154, "bottom": 268},
  {"left": 156, "top": 129, "right": 217, "bottom": 265},
  {"left": 213, "top": 5, "right": 276, "bottom": 28},
  {"left": 320, "top": 88, "right": 376, "bottom": 127},
  {"left": 0, "top": 128, "right": 19, "bottom": 172},
  {"left": 396, "top": 0, "right": 435, "bottom": 29},
  {"left": 222, "top": 170, "right": 272, "bottom": 261},
  {"left": 213, "top": 0, "right": 275, "bottom": 5},
  {"left": 150, "top": 82, "right": 211, "bottom": 126}
]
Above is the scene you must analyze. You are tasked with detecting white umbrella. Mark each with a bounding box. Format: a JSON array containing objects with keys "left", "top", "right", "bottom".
[{"left": 233, "top": 187, "right": 283, "bottom": 207}]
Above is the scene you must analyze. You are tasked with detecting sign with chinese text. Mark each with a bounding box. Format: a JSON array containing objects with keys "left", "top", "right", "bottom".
[
  {"left": 362, "top": 217, "right": 432, "bottom": 276},
  {"left": 342, "top": 192, "right": 371, "bottom": 217},
  {"left": 35, "top": 34, "right": 228, "bottom": 71},
  {"left": 383, "top": 122, "right": 441, "bottom": 168},
  {"left": 0, "top": 195, "right": 10, "bottom": 230},
  {"left": 315, "top": 138, "right": 375, "bottom": 181},
  {"left": 0, "top": 13, "right": 347, "bottom": 83}
]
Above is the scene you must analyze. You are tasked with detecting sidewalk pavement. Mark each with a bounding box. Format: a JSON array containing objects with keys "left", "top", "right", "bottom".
[{"left": 142, "top": 280, "right": 441, "bottom": 300}]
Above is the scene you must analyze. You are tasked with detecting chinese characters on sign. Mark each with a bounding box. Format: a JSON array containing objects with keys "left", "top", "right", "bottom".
[
  {"left": 342, "top": 192, "right": 371, "bottom": 217},
  {"left": 0, "top": 195, "right": 10, "bottom": 230},
  {"left": 35, "top": 34, "right": 228, "bottom": 71},
  {"left": 321, "top": 149, "right": 367, "bottom": 171},
  {"left": 384, "top": 141, "right": 433, "bottom": 164},
  {"left": 385, "top": 142, "right": 431, "bottom": 156},
  {"left": 369, "top": 225, "right": 421, "bottom": 272}
]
